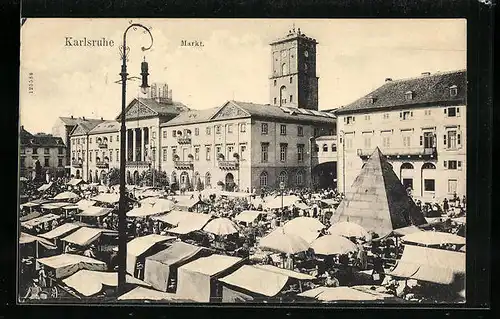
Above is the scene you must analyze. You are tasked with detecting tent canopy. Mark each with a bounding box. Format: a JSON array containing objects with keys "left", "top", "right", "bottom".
[
  {"left": 62, "top": 227, "right": 117, "bottom": 247},
  {"left": 388, "top": 245, "right": 465, "bottom": 285},
  {"left": 20, "top": 232, "right": 57, "bottom": 249},
  {"left": 253, "top": 264, "right": 316, "bottom": 280},
  {"left": 126, "top": 234, "right": 176, "bottom": 275},
  {"left": 78, "top": 206, "right": 113, "bottom": 217},
  {"left": 331, "top": 147, "right": 427, "bottom": 237},
  {"left": 401, "top": 231, "right": 465, "bottom": 246},
  {"left": 234, "top": 210, "right": 262, "bottom": 224},
  {"left": 219, "top": 265, "right": 289, "bottom": 297},
  {"left": 166, "top": 213, "right": 212, "bottom": 235},
  {"left": 264, "top": 195, "right": 302, "bottom": 209},
  {"left": 202, "top": 218, "right": 239, "bottom": 236},
  {"left": 21, "top": 213, "right": 60, "bottom": 229},
  {"left": 37, "top": 182, "right": 53, "bottom": 192},
  {"left": 179, "top": 254, "right": 242, "bottom": 277},
  {"left": 259, "top": 227, "right": 310, "bottom": 254},
  {"left": 37, "top": 253, "right": 107, "bottom": 279},
  {"left": 297, "top": 286, "right": 385, "bottom": 302},
  {"left": 91, "top": 193, "right": 120, "bottom": 204},
  {"left": 39, "top": 223, "right": 82, "bottom": 240},
  {"left": 41, "top": 202, "right": 72, "bottom": 210},
  {"left": 117, "top": 286, "right": 187, "bottom": 302},
  {"left": 75, "top": 199, "right": 97, "bottom": 210},
  {"left": 151, "top": 210, "right": 204, "bottom": 226}
]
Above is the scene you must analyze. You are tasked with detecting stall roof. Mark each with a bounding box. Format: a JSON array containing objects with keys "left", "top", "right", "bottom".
[
  {"left": 78, "top": 206, "right": 114, "bottom": 217},
  {"left": 39, "top": 223, "right": 82, "bottom": 240},
  {"left": 19, "top": 211, "right": 43, "bottom": 222},
  {"left": 20, "top": 202, "right": 41, "bottom": 208},
  {"left": 167, "top": 214, "right": 212, "bottom": 235},
  {"left": 392, "top": 225, "right": 423, "bottom": 237},
  {"left": 37, "top": 183, "right": 53, "bottom": 192},
  {"left": 62, "top": 227, "right": 118, "bottom": 247},
  {"left": 20, "top": 232, "right": 57, "bottom": 249},
  {"left": 21, "top": 213, "right": 61, "bottom": 229},
  {"left": 117, "top": 286, "right": 186, "bottom": 302},
  {"left": 264, "top": 195, "right": 302, "bottom": 209},
  {"left": 179, "top": 254, "right": 242, "bottom": 277},
  {"left": 219, "top": 191, "right": 253, "bottom": 198},
  {"left": 297, "top": 286, "right": 384, "bottom": 301},
  {"left": 219, "top": 265, "right": 288, "bottom": 297},
  {"left": 253, "top": 264, "right": 316, "bottom": 280},
  {"left": 41, "top": 202, "right": 72, "bottom": 210},
  {"left": 91, "top": 193, "right": 120, "bottom": 204},
  {"left": 151, "top": 210, "right": 201, "bottom": 226},
  {"left": 36, "top": 253, "right": 107, "bottom": 279},
  {"left": 320, "top": 199, "right": 339, "bottom": 206},
  {"left": 127, "top": 234, "right": 176, "bottom": 257},
  {"left": 173, "top": 198, "right": 207, "bottom": 210},
  {"left": 62, "top": 269, "right": 151, "bottom": 297},
  {"left": 388, "top": 245, "right": 465, "bottom": 285},
  {"left": 75, "top": 199, "right": 97, "bottom": 210},
  {"left": 146, "top": 241, "right": 206, "bottom": 265},
  {"left": 234, "top": 210, "right": 262, "bottom": 224},
  {"left": 67, "top": 179, "right": 85, "bottom": 186}
]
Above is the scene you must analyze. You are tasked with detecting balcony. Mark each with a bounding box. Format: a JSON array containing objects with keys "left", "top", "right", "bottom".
[
  {"left": 126, "top": 161, "right": 150, "bottom": 168},
  {"left": 218, "top": 160, "right": 239, "bottom": 170},
  {"left": 96, "top": 161, "right": 109, "bottom": 169},
  {"left": 98, "top": 143, "right": 108, "bottom": 149},
  {"left": 357, "top": 147, "right": 437, "bottom": 160},
  {"left": 177, "top": 136, "right": 192, "bottom": 144},
  {"left": 71, "top": 160, "right": 82, "bottom": 168},
  {"left": 174, "top": 160, "right": 194, "bottom": 170}
]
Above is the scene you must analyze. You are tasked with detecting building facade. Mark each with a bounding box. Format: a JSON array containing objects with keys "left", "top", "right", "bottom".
[
  {"left": 69, "top": 86, "right": 189, "bottom": 183},
  {"left": 20, "top": 126, "right": 67, "bottom": 180},
  {"left": 269, "top": 27, "right": 319, "bottom": 110},
  {"left": 159, "top": 101, "right": 336, "bottom": 192},
  {"left": 335, "top": 70, "right": 466, "bottom": 201}
]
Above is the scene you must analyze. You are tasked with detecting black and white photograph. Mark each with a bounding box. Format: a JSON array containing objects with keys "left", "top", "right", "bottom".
[{"left": 18, "top": 18, "right": 467, "bottom": 304}]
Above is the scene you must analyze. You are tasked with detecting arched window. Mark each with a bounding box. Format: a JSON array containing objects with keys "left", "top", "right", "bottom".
[
  {"left": 331, "top": 144, "right": 337, "bottom": 152},
  {"left": 180, "top": 172, "right": 189, "bottom": 185},
  {"left": 278, "top": 171, "right": 288, "bottom": 185},
  {"left": 422, "top": 163, "right": 436, "bottom": 169},
  {"left": 315, "top": 144, "right": 320, "bottom": 153},
  {"left": 279, "top": 86, "right": 287, "bottom": 106},
  {"left": 205, "top": 172, "right": 211, "bottom": 187},
  {"left": 322, "top": 144, "right": 328, "bottom": 152},
  {"left": 171, "top": 171, "right": 177, "bottom": 184},
  {"left": 260, "top": 171, "right": 268, "bottom": 187},
  {"left": 281, "top": 63, "right": 287, "bottom": 75},
  {"left": 296, "top": 171, "right": 304, "bottom": 185},
  {"left": 401, "top": 163, "right": 414, "bottom": 170}
]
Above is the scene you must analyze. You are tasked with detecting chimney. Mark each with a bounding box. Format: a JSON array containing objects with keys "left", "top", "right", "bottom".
[
  {"left": 385, "top": 78, "right": 392, "bottom": 82},
  {"left": 421, "top": 72, "right": 431, "bottom": 76},
  {"left": 100, "top": 117, "right": 103, "bottom": 120},
  {"left": 70, "top": 115, "right": 74, "bottom": 119},
  {"left": 82, "top": 116, "right": 85, "bottom": 120}
]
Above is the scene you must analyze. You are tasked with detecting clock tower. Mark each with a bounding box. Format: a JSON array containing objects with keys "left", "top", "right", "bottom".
[{"left": 269, "top": 27, "right": 319, "bottom": 110}]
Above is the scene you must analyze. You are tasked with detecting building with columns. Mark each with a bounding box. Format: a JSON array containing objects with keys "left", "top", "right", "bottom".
[
  {"left": 69, "top": 84, "right": 189, "bottom": 182},
  {"left": 335, "top": 70, "right": 466, "bottom": 201},
  {"left": 159, "top": 101, "right": 336, "bottom": 192}
]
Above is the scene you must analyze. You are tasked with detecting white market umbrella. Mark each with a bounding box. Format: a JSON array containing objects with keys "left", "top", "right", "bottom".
[
  {"left": 310, "top": 235, "right": 358, "bottom": 256},
  {"left": 328, "top": 221, "right": 369, "bottom": 239},
  {"left": 259, "top": 227, "right": 310, "bottom": 254},
  {"left": 283, "top": 217, "right": 325, "bottom": 244},
  {"left": 54, "top": 191, "right": 80, "bottom": 201},
  {"left": 401, "top": 231, "right": 466, "bottom": 246},
  {"left": 203, "top": 218, "right": 239, "bottom": 236}
]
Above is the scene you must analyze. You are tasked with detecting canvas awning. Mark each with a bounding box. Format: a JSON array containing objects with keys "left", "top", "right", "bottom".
[
  {"left": 39, "top": 223, "right": 82, "bottom": 240},
  {"left": 388, "top": 245, "right": 465, "bottom": 285},
  {"left": 117, "top": 286, "right": 185, "bottom": 302},
  {"left": 297, "top": 286, "right": 384, "bottom": 302},
  {"left": 283, "top": 217, "right": 325, "bottom": 244},
  {"left": 62, "top": 269, "right": 150, "bottom": 297},
  {"left": 75, "top": 199, "right": 97, "bottom": 210},
  {"left": 20, "top": 202, "right": 41, "bottom": 209},
  {"left": 253, "top": 264, "right": 316, "bottom": 280},
  {"left": 37, "top": 183, "right": 53, "bottom": 192},
  {"left": 219, "top": 265, "right": 289, "bottom": 297},
  {"left": 264, "top": 195, "right": 302, "bottom": 209},
  {"left": 177, "top": 254, "right": 242, "bottom": 302},
  {"left": 126, "top": 234, "right": 176, "bottom": 275},
  {"left": 166, "top": 214, "right": 212, "bottom": 235},
  {"left": 144, "top": 242, "right": 208, "bottom": 292},
  {"left": 20, "top": 232, "right": 57, "bottom": 249},
  {"left": 67, "top": 179, "right": 85, "bottom": 186},
  {"left": 234, "top": 210, "right": 262, "bottom": 224},
  {"left": 91, "top": 193, "right": 120, "bottom": 204},
  {"left": 173, "top": 198, "right": 206, "bottom": 211},
  {"left": 37, "top": 254, "right": 107, "bottom": 279},
  {"left": 151, "top": 210, "right": 199, "bottom": 226},
  {"left": 62, "top": 227, "right": 118, "bottom": 247},
  {"left": 320, "top": 199, "right": 339, "bottom": 206},
  {"left": 292, "top": 202, "right": 310, "bottom": 210},
  {"left": 41, "top": 202, "right": 72, "bottom": 210},
  {"left": 219, "top": 191, "right": 253, "bottom": 198},
  {"left": 78, "top": 206, "right": 113, "bottom": 217},
  {"left": 402, "top": 231, "right": 465, "bottom": 246},
  {"left": 391, "top": 225, "right": 423, "bottom": 237},
  {"left": 21, "top": 213, "right": 61, "bottom": 229},
  {"left": 19, "top": 211, "right": 43, "bottom": 222}
]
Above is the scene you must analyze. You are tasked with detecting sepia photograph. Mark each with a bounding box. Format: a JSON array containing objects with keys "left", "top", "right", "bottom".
[{"left": 18, "top": 18, "right": 467, "bottom": 304}]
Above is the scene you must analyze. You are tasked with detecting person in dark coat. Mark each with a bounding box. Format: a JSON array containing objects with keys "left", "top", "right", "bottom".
[{"left": 443, "top": 198, "right": 449, "bottom": 213}]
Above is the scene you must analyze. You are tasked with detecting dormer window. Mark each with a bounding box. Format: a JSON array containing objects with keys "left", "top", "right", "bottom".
[
  {"left": 450, "top": 85, "right": 458, "bottom": 97},
  {"left": 365, "top": 96, "right": 375, "bottom": 104},
  {"left": 405, "top": 91, "right": 414, "bottom": 100}
]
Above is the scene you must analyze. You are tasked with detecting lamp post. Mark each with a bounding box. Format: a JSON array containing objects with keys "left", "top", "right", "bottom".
[
  {"left": 339, "top": 130, "right": 345, "bottom": 195},
  {"left": 118, "top": 22, "right": 153, "bottom": 293}
]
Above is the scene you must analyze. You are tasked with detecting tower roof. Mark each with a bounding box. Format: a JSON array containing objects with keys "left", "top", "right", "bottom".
[
  {"left": 269, "top": 27, "right": 318, "bottom": 45},
  {"left": 331, "top": 147, "right": 427, "bottom": 236}
]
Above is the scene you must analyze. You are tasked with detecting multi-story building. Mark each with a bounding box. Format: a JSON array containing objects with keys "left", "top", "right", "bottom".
[
  {"left": 69, "top": 84, "right": 189, "bottom": 183},
  {"left": 335, "top": 70, "right": 466, "bottom": 201},
  {"left": 52, "top": 116, "right": 105, "bottom": 175},
  {"left": 312, "top": 135, "right": 338, "bottom": 189},
  {"left": 159, "top": 100, "right": 336, "bottom": 192},
  {"left": 19, "top": 126, "right": 66, "bottom": 180}
]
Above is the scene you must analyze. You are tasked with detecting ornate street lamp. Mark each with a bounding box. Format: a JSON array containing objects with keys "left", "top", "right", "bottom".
[{"left": 117, "top": 22, "right": 153, "bottom": 293}]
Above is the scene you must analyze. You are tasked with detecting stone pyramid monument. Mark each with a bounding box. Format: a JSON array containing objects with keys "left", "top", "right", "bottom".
[{"left": 331, "top": 147, "right": 427, "bottom": 236}]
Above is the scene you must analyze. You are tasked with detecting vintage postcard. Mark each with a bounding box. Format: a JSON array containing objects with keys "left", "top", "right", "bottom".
[{"left": 18, "top": 18, "right": 466, "bottom": 303}]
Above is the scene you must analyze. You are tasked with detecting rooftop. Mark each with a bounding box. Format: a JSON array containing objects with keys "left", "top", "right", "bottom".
[
  {"left": 20, "top": 127, "right": 64, "bottom": 147},
  {"left": 335, "top": 70, "right": 466, "bottom": 114},
  {"left": 59, "top": 116, "right": 104, "bottom": 127},
  {"left": 88, "top": 121, "right": 120, "bottom": 134},
  {"left": 116, "top": 98, "right": 190, "bottom": 121}
]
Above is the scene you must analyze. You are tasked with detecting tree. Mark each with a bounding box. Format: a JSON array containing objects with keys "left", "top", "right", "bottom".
[
  {"left": 139, "top": 169, "right": 169, "bottom": 188},
  {"left": 107, "top": 168, "right": 120, "bottom": 186}
]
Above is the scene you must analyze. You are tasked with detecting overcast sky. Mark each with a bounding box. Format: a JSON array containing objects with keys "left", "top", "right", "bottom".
[{"left": 20, "top": 18, "right": 466, "bottom": 133}]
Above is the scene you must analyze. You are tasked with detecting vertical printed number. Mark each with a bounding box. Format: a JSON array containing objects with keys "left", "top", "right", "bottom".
[{"left": 28, "top": 72, "right": 34, "bottom": 94}]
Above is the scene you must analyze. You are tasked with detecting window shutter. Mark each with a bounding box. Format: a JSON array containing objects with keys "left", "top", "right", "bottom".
[
  {"left": 457, "top": 133, "right": 461, "bottom": 146},
  {"left": 457, "top": 107, "right": 460, "bottom": 116},
  {"left": 458, "top": 161, "right": 462, "bottom": 170},
  {"left": 410, "top": 111, "right": 413, "bottom": 117},
  {"left": 420, "top": 136, "right": 423, "bottom": 146},
  {"left": 443, "top": 135, "right": 447, "bottom": 145},
  {"left": 444, "top": 108, "right": 447, "bottom": 114},
  {"left": 444, "top": 161, "right": 447, "bottom": 168}
]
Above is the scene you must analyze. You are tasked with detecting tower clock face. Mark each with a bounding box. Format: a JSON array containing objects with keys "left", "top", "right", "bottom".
[{"left": 304, "top": 50, "right": 309, "bottom": 57}]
